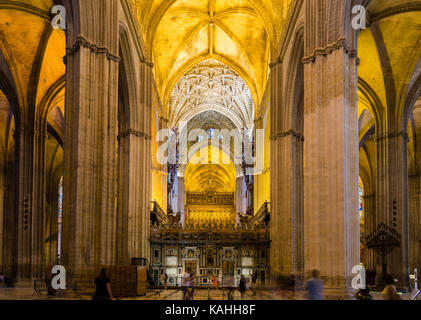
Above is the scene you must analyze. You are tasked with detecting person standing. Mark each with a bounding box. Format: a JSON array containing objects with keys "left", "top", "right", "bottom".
[
  {"left": 93, "top": 268, "right": 113, "bottom": 300},
  {"left": 0, "top": 272, "right": 5, "bottom": 288},
  {"left": 251, "top": 270, "right": 258, "bottom": 296},
  {"left": 305, "top": 270, "right": 323, "bottom": 300},
  {"left": 212, "top": 275, "right": 219, "bottom": 289},
  {"left": 288, "top": 274, "right": 296, "bottom": 299},
  {"left": 382, "top": 274, "right": 401, "bottom": 300},
  {"left": 239, "top": 275, "right": 247, "bottom": 300},
  {"left": 160, "top": 272, "right": 167, "bottom": 293},
  {"left": 45, "top": 267, "right": 56, "bottom": 296},
  {"left": 164, "top": 273, "right": 168, "bottom": 291},
  {"left": 182, "top": 272, "right": 190, "bottom": 300}
]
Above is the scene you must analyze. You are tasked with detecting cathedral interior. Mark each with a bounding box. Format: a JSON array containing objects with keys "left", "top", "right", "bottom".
[{"left": 0, "top": 0, "right": 420, "bottom": 300}]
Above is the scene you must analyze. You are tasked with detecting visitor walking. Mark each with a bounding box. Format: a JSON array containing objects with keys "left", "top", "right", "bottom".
[
  {"left": 274, "top": 275, "right": 288, "bottom": 299},
  {"left": 93, "top": 268, "right": 113, "bottom": 300},
  {"left": 305, "top": 270, "right": 323, "bottom": 300},
  {"left": 288, "top": 274, "right": 296, "bottom": 299},
  {"left": 182, "top": 272, "right": 190, "bottom": 300},
  {"left": 189, "top": 274, "right": 196, "bottom": 300},
  {"left": 45, "top": 267, "right": 56, "bottom": 296},
  {"left": 0, "top": 272, "right": 5, "bottom": 288}
]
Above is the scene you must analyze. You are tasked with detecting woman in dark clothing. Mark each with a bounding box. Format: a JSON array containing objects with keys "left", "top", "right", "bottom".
[
  {"left": 288, "top": 274, "right": 296, "bottom": 299},
  {"left": 239, "top": 275, "right": 247, "bottom": 300},
  {"left": 93, "top": 268, "right": 113, "bottom": 300}
]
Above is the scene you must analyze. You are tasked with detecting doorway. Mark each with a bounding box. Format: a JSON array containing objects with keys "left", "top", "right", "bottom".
[{"left": 185, "top": 260, "right": 198, "bottom": 276}]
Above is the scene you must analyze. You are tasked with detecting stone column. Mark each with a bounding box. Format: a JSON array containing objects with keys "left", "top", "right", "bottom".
[
  {"left": 31, "top": 128, "right": 47, "bottom": 279},
  {"left": 15, "top": 120, "right": 47, "bottom": 284},
  {"left": 116, "top": 130, "right": 129, "bottom": 265},
  {"left": 408, "top": 172, "right": 421, "bottom": 275},
  {"left": 45, "top": 174, "right": 61, "bottom": 268},
  {"left": 1, "top": 142, "right": 18, "bottom": 278},
  {"left": 177, "top": 176, "right": 185, "bottom": 225},
  {"left": 137, "top": 61, "right": 153, "bottom": 262},
  {"left": 374, "top": 133, "right": 410, "bottom": 288},
  {"left": 269, "top": 59, "right": 304, "bottom": 279},
  {"left": 302, "top": 15, "right": 360, "bottom": 294},
  {"left": 62, "top": 0, "right": 120, "bottom": 284},
  {"left": 116, "top": 62, "right": 153, "bottom": 264},
  {"left": 16, "top": 128, "right": 34, "bottom": 281},
  {"left": 363, "top": 193, "right": 376, "bottom": 272},
  {"left": 236, "top": 176, "right": 246, "bottom": 218}
]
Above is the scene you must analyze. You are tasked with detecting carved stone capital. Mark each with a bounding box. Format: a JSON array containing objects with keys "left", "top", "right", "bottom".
[
  {"left": 118, "top": 128, "right": 152, "bottom": 140},
  {"left": 270, "top": 129, "right": 304, "bottom": 141},
  {"left": 67, "top": 36, "right": 120, "bottom": 62},
  {"left": 302, "top": 37, "right": 357, "bottom": 64}
]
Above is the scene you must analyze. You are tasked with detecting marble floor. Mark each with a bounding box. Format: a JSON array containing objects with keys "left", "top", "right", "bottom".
[{"left": 0, "top": 287, "right": 419, "bottom": 300}]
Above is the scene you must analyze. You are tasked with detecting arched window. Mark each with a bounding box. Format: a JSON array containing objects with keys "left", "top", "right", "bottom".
[
  {"left": 207, "top": 128, "right": 215, "bottom": 139},
  {"left": 57, "top": 176, "right": 63, "bottom": 263},
  {"left": 359, "top": 180, "right": 365, "bottom": 264}
]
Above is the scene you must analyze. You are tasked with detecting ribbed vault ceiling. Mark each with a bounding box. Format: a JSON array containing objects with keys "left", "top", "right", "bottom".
[
  {"left": 169, "top": 59, "right": 253, "bottom": 129},
  {"left": 131, "top": 0, "right": 293, "bottom": 115},
  {"left": 184, "top": 146, "right": 236, "bottom": 193}
]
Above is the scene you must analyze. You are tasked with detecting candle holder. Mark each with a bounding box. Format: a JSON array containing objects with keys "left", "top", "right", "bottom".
[{"left": 366, "top": 222, "right": 401, "bottom": 287}]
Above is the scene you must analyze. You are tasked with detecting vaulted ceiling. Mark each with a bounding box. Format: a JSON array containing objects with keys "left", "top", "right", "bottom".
[
  {"left": 358, "top": 0, "right": 421, "bottom": 124},
  {"left": 131, "top": 0, "right": 293, "bottom": 116},
  {"left": 169, "top": 59, "right": 253, "bottom": 129},
  {"left": 358, "top": 0, "right": 421, "bottom": 186},
  {"left": 184, "top": 146, "right": 236, "bottom": 193},
  {"left": 0, "top": 0, "right": 65, "bottom": 191}
]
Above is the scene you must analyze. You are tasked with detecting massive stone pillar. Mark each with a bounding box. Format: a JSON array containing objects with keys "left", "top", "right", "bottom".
[
  {"left": 363, "top": 192, "right": 376, "bottom": 272},
  {"left": 177, "top": 176, "right": 185, "bottom": 225},
  {"left": 137, "top": 62, "right": 153, "bottom": 261},
  {"left": 45, "top": 173, "right": 61, "bottom": 269},
  {"left": 301, "top": 0, "right": 359, "bottom": 296},
  {"left": 0, "top": 120, "right": 18, "bottom": 279},
  {"left": 15, "top": 120, "right": 47, "bottom": 283},
  {"left": 374, "top": 133, "right": 410, "bottom": 288},
  {"left": 116, "top": 60, "right": 153, "bottom": 264},
  {"left": 236, "top": 176, "right": 246, "bottom": 216},
  {"left": 408, "top": 173, "right": 421, "bottom": 275},
  {"left": 62, "top": 0, "right": 120, "bottom": 283},
  {"left": 125, "top": 124, "right": 152, "bottom": 263},
  {"left": 269, "top": 56, "right": 304, "bottom": 280}
]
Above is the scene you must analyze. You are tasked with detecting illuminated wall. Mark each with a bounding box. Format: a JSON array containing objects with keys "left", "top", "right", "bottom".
[
  {"left": 151, "top": 103, "right": 167, "bottom": 211},
  {"left": 254, "top": 100, "right": 271, "bottom": 213},
  {"left": 183, "top": 146, "right": 237, "bottom": 226}
]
